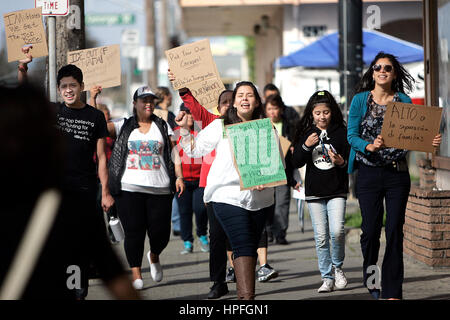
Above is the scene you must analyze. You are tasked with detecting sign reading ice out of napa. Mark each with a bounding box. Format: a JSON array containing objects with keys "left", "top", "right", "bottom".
[
  {"left": 67, "top": 45, "right": 121, "bottom": 91},
  {"left": 380, "top": 102, "right": 443, "bottom": 153},
  {"left": 226, "top": 118, "right": 287, "bottom": 191},
  {"left": 165, "top": 39, "right": 225, "bottom": 110}
]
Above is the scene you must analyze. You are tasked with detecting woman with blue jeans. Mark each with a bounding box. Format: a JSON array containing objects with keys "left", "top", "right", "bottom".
[
  {"left": 292, "top": 90, "right": 350, "bottom": 293},
  {"left": 175, "top": 81, "right": 275, "bottom": 300},
  {"left": 348, "top": 52, "right": 442, "bottom": 300}
]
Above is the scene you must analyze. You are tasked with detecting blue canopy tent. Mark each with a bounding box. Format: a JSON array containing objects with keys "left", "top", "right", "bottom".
[{"left": 276, "top": 29, "right": 424, "bottom": 69}]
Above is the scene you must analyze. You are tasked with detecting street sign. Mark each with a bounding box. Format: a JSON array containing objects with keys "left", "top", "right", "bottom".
[
  {"left": 35, "top": 0, "right": 69, "bottom": 16},
  {"left": 121, "top": 29, "right": 140, "bottom": 45},
  {"left": 85, "top": 14, "right": 135, "bottom": 26}
]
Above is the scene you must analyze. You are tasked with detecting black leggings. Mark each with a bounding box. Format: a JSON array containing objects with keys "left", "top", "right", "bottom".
[{"left": 115, "top": 191, "right": 173, "bottom": 268}]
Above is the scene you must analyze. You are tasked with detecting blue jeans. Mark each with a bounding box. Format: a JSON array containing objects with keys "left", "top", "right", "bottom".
[
  {"left": 307, "top": 197, "right": 346, "bottom": 279},
  {"left": 176, "top": 181, "right": 208, "bottom": 242},
  {"left": 212, "top": 202, "right": 269, "bottom": 258},
  {"left": 171, "top": 196, "right": 180, "bottom": 232}
]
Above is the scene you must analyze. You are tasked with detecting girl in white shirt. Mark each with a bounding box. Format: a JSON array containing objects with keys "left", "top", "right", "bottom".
[{"left": 175, "top": 81, "right": 274, "bottom": 300}]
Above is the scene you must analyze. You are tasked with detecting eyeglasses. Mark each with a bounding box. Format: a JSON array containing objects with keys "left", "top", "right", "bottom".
[{"left": 372, "top": 64, "right": 393, "bottom": 73}]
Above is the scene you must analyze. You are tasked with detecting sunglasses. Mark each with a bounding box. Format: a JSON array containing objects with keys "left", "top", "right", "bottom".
[{"left": 372, "top": 64, "right": 393, "bottom": 73}]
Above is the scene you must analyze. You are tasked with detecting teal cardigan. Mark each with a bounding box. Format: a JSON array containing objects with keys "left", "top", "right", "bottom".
[{"left": 347, "top": 91, "right": 412, "bottom": 173}]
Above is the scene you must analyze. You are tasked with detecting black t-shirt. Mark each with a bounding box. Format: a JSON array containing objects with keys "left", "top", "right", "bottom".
[{"left": 55, "top": 103, "right": 108, "bottom": 190}]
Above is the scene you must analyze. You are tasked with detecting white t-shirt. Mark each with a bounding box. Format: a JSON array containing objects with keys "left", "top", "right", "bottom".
[
  {"left": 114, "top": 119, "right": 174, "bottom": 194},
  {"left": 179, "top": 119, "right": 274, "bottom": 211}
]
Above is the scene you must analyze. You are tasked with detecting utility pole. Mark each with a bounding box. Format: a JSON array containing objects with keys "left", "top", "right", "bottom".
[
  {"left": 47, "top": 0, "right": 85, "bottom": 101},
  {"left": 338, "top": 0, "right": 363, "bottom": 121},
  {"left": 145, "top": 0, "right": 157, "bottom": 87}
]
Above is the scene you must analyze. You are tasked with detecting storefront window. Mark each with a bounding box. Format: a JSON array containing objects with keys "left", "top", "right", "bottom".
[{"left": 438, "top": 0, "right": 450, "bottom": 156}]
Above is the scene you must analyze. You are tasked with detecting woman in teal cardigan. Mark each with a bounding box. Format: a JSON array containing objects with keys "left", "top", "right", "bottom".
[{"left": 348, "top": 52, "right": 441, "bottom": 300}]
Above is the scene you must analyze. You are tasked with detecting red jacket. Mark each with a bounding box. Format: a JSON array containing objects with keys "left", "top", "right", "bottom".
[
  {"left": 175, "top": 128, "right": 202, "bottom": 181},
  {"left": 180, "top": 90, "right": 219, "bottom": 187}
]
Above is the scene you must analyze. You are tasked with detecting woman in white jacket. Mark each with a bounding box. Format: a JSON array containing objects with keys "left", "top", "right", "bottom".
[{"left": 175, "top": 81, "right": 274, "bottom": 300}]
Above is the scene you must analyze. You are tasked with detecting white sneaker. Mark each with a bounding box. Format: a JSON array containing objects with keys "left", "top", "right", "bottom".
[
  {"left": 318, "top": 278, "right": 334, "bottom": 293},
  {"left": 334, "top": 267, "right": 348, "bottom": 289},
  {"left": 132, "top": 278, "right": 144, "bottom": 290},
  {"left": 147, "top": 251, "right": 163, "bottom": 282}
]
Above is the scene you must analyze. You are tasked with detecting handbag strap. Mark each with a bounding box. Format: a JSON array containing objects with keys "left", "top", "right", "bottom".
[{"left": 0, "top": 189, "right": 61, "bottom": 300}]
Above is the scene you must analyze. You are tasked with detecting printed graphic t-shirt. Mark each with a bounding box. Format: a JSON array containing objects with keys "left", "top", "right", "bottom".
[
  {"left": 55, "top": 103, "right": 108, "bottom": 190},
  {"left": 114, "top": 119, "right": 174, "bottom": 194}
]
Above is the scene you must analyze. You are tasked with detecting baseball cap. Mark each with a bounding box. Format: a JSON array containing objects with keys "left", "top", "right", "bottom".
[{"left": 133, "top": 86, "right": 157, "bottom": 101}]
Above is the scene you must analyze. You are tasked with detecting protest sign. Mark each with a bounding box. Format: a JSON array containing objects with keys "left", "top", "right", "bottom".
[
  {"left": 226, "top": 118, "right": 287, "bottom": 190},
  {"left": 4, "top": 7, "right": 48, "bottom": 62},
  {"left": 165, "top": 39, "right": 225, "bottom": 110},
  {"left": 67, "top": 44, "right": 121, "bottom": 90},
  {"left": 153, "top": 109, "right": 168, "bottom": 122},
  {"left": 381, "top": 102, "right": 443, "bottom": 153},
  {"left": 278, "top": 135, "right": 291, "bottom": 158}
]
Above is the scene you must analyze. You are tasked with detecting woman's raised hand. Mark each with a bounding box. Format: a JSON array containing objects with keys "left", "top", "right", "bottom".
[{"left": 175, "top": 111, "right": 190, "bottom": 129}]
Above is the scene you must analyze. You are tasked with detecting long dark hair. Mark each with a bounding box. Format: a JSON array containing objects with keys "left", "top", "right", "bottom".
[
  {"left": 222, "top": 81, "right": 265, "bottom": 125},
  {"left": 292, "top": 90, "right": 345, "bottom": 146},
  {"left": 355, "top": 51, "right": 414, "bottom": 94}
]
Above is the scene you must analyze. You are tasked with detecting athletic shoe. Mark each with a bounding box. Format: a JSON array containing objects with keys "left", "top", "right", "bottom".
[
  {"left": 257, "top": 264, "right": 279, "bottom": 282},
  {"left": 147, "top": 251, "right": 163, "bottom": 282},
  {"left": 207, "top": 282, "right": 229, "bottom": 299},
  {"left": 225, "top": 267, "right": 236, "bottom": 283},
  {"left": 318, "top": 278, "right": 334, "bottom": 293},
  {"left": 180, "top": 241, "right": 193, "bottom": 254},
  {"left": 199, "top": 235, "right": 210, "bottom": 252},
  {"left": 132, "top": 278, "right": 144, "bottom": 290},
  {"left": 334, "top": 267, "right": 348, "bottom": 289}
]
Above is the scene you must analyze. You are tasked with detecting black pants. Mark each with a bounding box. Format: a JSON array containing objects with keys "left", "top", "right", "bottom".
[
  {"left": 356, "top": 163, "right": 410, "bottom": 299},
  {"left": 115, "top": 191, "right": 173, "bottom": 268},
  {"left": 206, "top": 203, "right": 229, "bottom": 282}
]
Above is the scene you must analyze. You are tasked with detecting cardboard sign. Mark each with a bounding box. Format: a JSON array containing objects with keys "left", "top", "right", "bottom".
[
  {"left": 226, "top": 118, "right": 287, "bottom": 190},
  {"left": 153, "top": 109, "right": 168, "bottom": 122},
  {"left": 4, "top": 7, "right": 48, "bottom": 62},
  {"left": 67, "top": 44, "right": 121, "bottom": 91},
  {"left": 165, "top": 39, "right": 225, "bottom": 110},
  {"left": 381, "top": 102, "right": 443, "bottom": 153},
  {"left": 278, "top": 135, "right": 292, "bottom": 158}
]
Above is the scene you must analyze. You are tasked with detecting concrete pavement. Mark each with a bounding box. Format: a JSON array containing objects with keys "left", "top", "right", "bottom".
[{"left": 87, "top": 199, "right": 450, "bottom": 301}]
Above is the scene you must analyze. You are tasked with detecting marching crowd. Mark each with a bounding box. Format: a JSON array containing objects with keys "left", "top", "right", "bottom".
[{"left": 1, "top": 46, "right": 442, "bottom": 301}]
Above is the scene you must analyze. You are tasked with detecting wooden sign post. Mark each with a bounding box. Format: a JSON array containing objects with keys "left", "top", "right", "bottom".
[{"left": 381, "top": 102, "right": 443, "bottom": 153}]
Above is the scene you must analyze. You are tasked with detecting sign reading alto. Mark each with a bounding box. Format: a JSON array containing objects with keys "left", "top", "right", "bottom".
[
  {"left": 35, "top": 0, "right": 69, "bottom": 16},
  {"left": 380, "top": 102, "right": 443, "bottom": 153},
  {"left": 165, "top": 39, "right": 225, "bottom": 110},
  {"left": 67, "top": 45, "right": 122, "bottom": 91}
]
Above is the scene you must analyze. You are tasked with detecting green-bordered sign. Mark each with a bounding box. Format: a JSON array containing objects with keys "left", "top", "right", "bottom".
[
  {"left": 85, "top": 14, "right": 135, "bottom": 26},
  {"left": 226, "top": 118, "right": 287, "bottom": 190}
]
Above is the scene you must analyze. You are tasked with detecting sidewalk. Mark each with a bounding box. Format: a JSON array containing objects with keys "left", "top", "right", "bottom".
[{"left": 87, "top": 199, "right": 450, "bottom": 300}]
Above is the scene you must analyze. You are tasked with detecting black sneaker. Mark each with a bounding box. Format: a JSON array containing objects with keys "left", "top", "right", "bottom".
[
  {"left": 207, "top": 282, "right": 228, "bottom": 299},
  {"left": 276, "top": 237, "right": 289, "bottom": 245},
  {"left": 225, "top": 267, "right": 235, "bottom": 283}
]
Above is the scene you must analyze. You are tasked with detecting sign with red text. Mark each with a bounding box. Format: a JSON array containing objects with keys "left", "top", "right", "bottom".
[
  {"left": 4, "top": 7, "right": 48, "bottom": 62},
  {"left": 67, "top": 45, "right": 121, "bottom": 90},
  {"left": 35, "top": 0, "right": 69, "bottom": 16},
  {"left": 381, "top": 102, "right": 443, "bottom": 153},
  {"left": 165, "top": 39, "right": 225, "bottom": 110}
]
